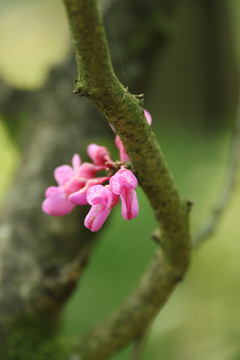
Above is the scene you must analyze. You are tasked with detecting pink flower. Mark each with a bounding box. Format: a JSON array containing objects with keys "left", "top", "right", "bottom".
[
  {"left": 42, "top": 154, "right": 107, "bottom": 216},
  {"left": 115, "top": 135, "right": 130, "bottom": 163},
  {"left": 43, "top": 136, "right": 141, "bottom": 230},
  {"left": 42, "top": 186, "right": 77, "bottom": 216},
  {"left": 110, "top": 168, "right": 139, "bottom": 220},
  {"left": 144, "top": 109, "right": 152, "bottom": 125},
  {"left": 68, "top": 176, "right": 109, "bottom": 205},
  {"left": 84, "top": 185, "right": 119, "bottom": 232},
  {"left": 87, "top": 144, "right": 113, "bottom": 166}
]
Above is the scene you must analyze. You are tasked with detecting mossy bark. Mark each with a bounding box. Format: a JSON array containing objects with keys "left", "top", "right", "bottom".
[
  {"left": 62, "top": 0, "right": 191, "bottom": 359},
  {"left": 0, "top": 0, "right": 189, "bottom": 359}
]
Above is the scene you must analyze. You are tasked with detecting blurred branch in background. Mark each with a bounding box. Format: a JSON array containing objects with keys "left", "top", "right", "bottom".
[{"left": 193, "top": 105, "right": 240, "bottom": 247}]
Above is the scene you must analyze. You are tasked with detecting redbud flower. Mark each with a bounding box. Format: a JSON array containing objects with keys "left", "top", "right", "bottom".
[
  {"left": 110, "top": 168, "right": 139, "bottom": 220},
  {"left": 87, "top": 144, "right": 113, "bottom": 166},
  {"left": 42, "top": 122, "right": 144, "bottom": 230},
  {"left": 84, "top": 185, "right": 119, "bottom": 232},
  {"left": 68, "top": 176, "right": 109, "bottom": 205},
  {"left": 42, "top": 154, "right": 107, "bottom": 216},
  {"left": 115, "top": 135, "right": 130, "bottom": 163},
  {"left": 144, "top": 109, "right": 152, "bottom": 125}
]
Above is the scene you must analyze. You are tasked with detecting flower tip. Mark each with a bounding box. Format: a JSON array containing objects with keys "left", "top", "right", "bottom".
[
  {"left": 87, "top": 143, "right": 112, "bottom": 166},
  {"left": 42, "top": 190, "right": 75, "bottom": 216},
  {"left": 69, "top": 191, "right": 88, "bottom": 205},
  {"left": 144, "top": 109, "right": 152, "bottom": 125},
  {"left": 42, "top": 199, "right": 67, "bottom": 216},
  {"left": 121, "top": 189, "right": 139, "bottom": 221},
  {"left": 72, "top": 153, "right": 81, "bottom": 169},
  {"left": 115, "top": 135, "right": 130, "bottom": 163}
]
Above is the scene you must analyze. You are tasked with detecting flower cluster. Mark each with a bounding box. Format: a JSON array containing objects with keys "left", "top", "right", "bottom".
[{"left": 42, "top": 110, "right": 151, "bottom": 232}]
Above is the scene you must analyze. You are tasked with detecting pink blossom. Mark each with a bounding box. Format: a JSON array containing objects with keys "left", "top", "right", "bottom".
[
  {"left": 42, "top": 186, "right": 76, "bottom": 216},
  {"left": 69, "top": 176, "right": 109, "bottom": 205},
  {"left": 87, "top": 144, "right": 113, "bottom": 166},
  {"left": 110, "top": 168, "right": 139, "bottom": 220},
  {"left": 84, "top": 185, "right": 119, "bottom": 232},
  {"left": 43, "top": 134, "right": 141, "bottom": 230},
  {"left": 144, "top": 109, "right": 152, "bottom": 125},
  {"left": 42, "top": 154, "right": 106, "bottom": 216},
  {"left": 115, "top": 135, "right": 130, "bottom": 163}
]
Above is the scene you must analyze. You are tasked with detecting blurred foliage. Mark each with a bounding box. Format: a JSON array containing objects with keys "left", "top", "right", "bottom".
[
  {"left": 0, "top": 119, "right": 19, "bottom": 201},
  {"left": 0, "top": 0, "right": 240, "bottom": 360},
  {"left": 0, "top": 0, "right": 69, "bottom": 89}
]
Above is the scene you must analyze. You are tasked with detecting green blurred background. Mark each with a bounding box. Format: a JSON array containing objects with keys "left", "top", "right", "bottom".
[{"left": 1, "top": 0, "right": 240, "bottom": 359}]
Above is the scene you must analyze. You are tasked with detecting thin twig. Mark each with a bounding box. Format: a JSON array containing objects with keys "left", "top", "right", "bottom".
[
  {"left": 193, "top": 109, "right": 240, "bottom": 247},
  {"left": 130, "top": 323, "right": 152, "bottom": 360}
]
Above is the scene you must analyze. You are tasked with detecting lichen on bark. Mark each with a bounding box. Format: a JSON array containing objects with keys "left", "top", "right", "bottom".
[{"left": 62, "top": 0, "right": 191, "bottom": 358}]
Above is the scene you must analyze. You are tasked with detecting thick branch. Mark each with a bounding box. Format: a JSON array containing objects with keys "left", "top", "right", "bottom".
[
  {"left": 0, "top": 63, "right": 104, "bottom": 332},
  {"left": 72, "top": 250, "right": 181, "bottom": 360},
  {"left": 63, "top": 0, "right": 191, "bottom": 358},
  {"left": 64, "top": 0, "right": 190, "bottom": 269}
]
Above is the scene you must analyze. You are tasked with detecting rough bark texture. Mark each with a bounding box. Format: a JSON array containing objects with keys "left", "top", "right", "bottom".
[
  {"left": 0, "top": 59, "right": 106, "bottom": 330},
  {"left": 64, "top": 0, "right": 190, "bottom": 268},
  {"left": 0, "top": 0, "right": 184, "bottom": 357},
  {"left": 62, "top": 0, "right": 190, "bottom": 359}
]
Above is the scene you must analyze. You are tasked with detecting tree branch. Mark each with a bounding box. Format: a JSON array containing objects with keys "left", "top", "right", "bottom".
[
  {"left": 72, "top": 250, "right": 183, "bottom": 360},
  {"left": 64, "top": 0, "right": 191, "bottom": 268},
  {"left": 0, "top": 63, "right": 104, "bottom": 335},
  {"left": 63, "top": 0, "right": 191, "bottom": 358}
]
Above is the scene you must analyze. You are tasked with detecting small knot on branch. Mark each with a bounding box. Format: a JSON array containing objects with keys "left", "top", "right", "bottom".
[
  {"left": 73, "top": 82, "right": 90, "bottom": 97},
  {"left": 186, "top": 199, "right": 195, "bottom": 212},
  {"left": 151, "top": 228, "right": 161, "bottom": 245}
]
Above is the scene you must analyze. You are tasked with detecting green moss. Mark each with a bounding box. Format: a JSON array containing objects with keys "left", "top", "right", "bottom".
[{"left": 0, "top": 317, "right": 69, "bottom": 360}]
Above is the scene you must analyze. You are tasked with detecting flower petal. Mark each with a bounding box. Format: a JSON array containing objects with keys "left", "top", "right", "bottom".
[
  {"left": 63, "top": 177, "right": 86, "bottom": 196},
  {"left": 144, "top": 109, "right": 152, "bottom": 125},
  {"left": 45, "top": 186, "right": 61, "bottom": 197},
  {"left": 69, "top": 177, "right": 109, "bottom": 205},
  {"left": 86, "top": 184, "right": 112, "bottom": 206},
  {"left": 105, "top": 185, "right": 119, "bottom": 208},
  {"left": 120, "top": 188, "right": 139, "bottom": 220},
  {"left": 68, "top": 191, "right": 88, "bottom": 205},
  {"left": 54, "top": 165, "right": 74, "bottom": 185},
  {"left": 87, "top": 144, "right": 113, "bottom": 166},
  {"left": 115, "top": 136, "right": 130, "bottom": 163},
  {"left": 84, "top": 204, "right": 111, "bottom": 232},
  {"left": 72, "top": 153, "right": 81, "bottom": 170},
  {"left": 42, "top": 189, "right": 75, "bottom": 216},
  {"left": 76, "top": 162, "right": 105, "bottom": 179},
  {"left": 110, "top": 169, "right": 138, "bottom": 195}
]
